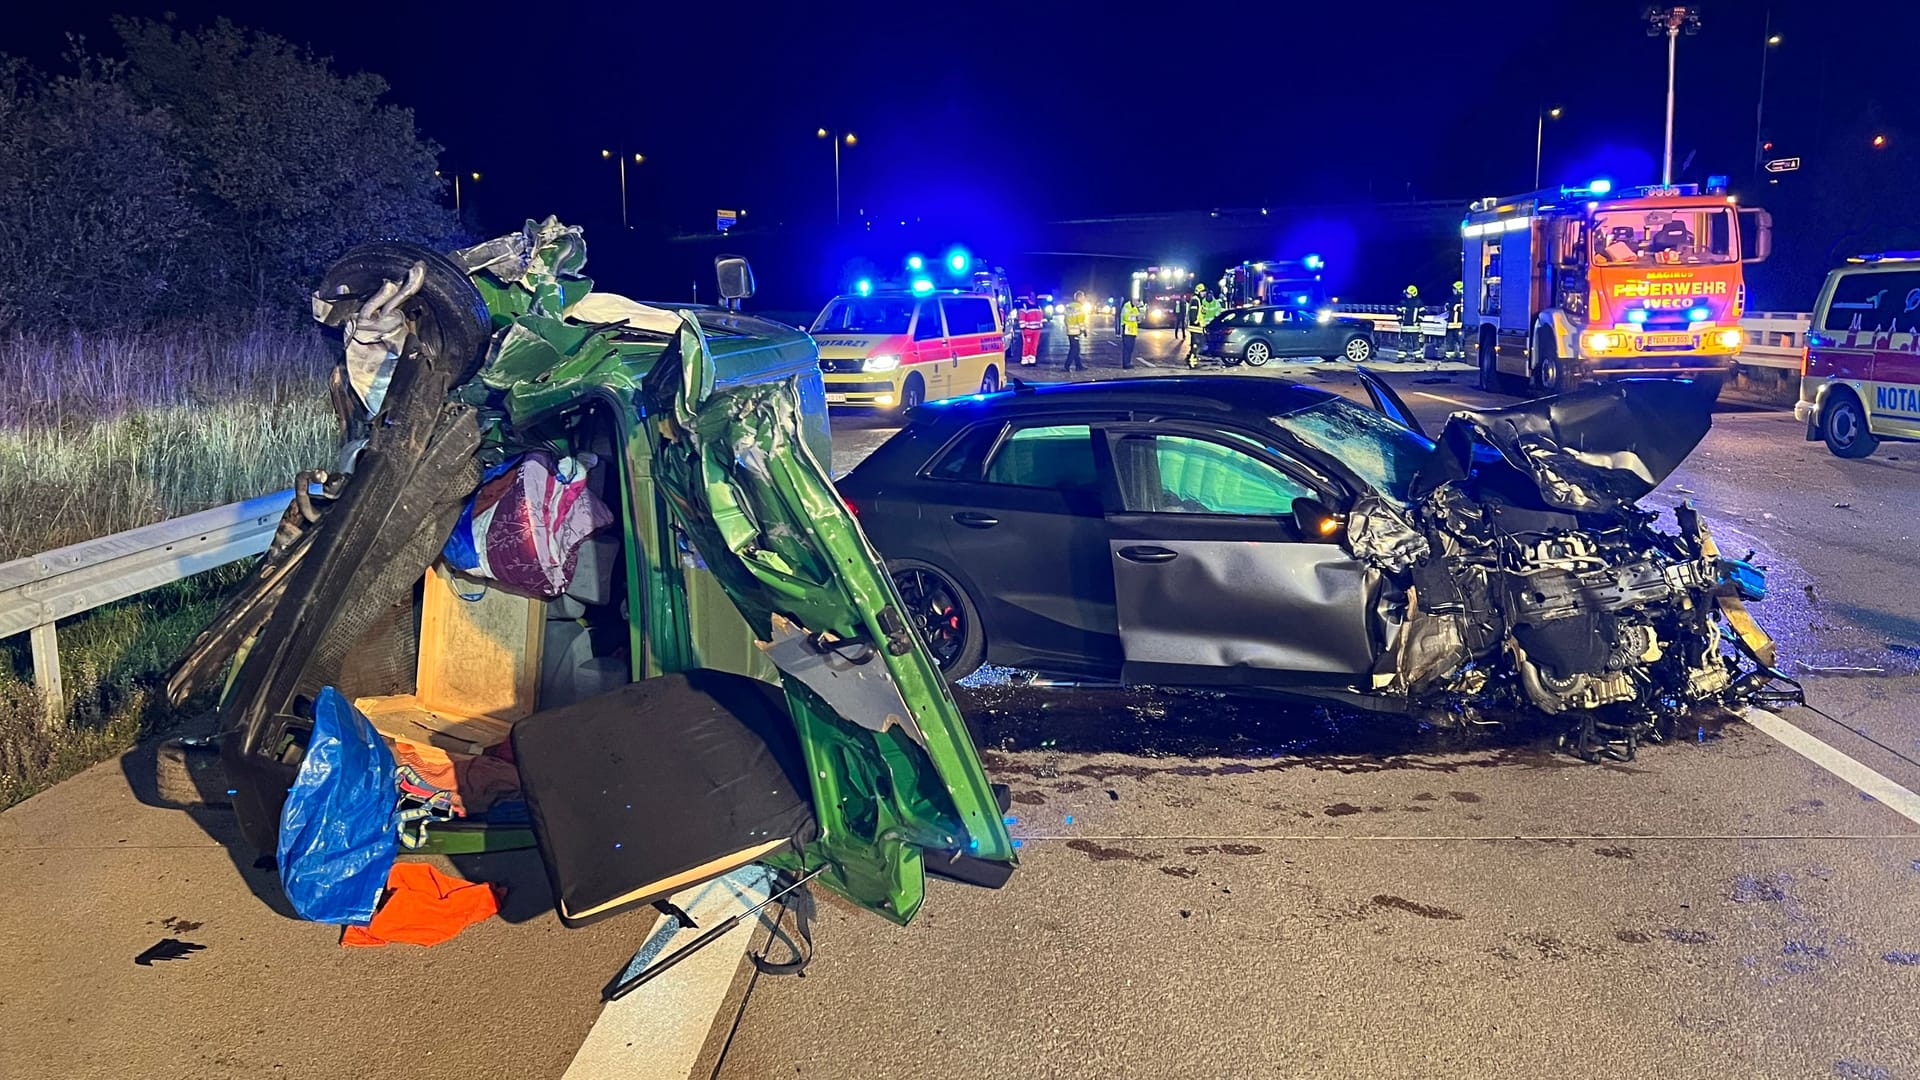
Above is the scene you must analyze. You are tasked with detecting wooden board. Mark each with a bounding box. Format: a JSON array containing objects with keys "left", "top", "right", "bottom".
[
  {"left": 354, "top": 693, "right": 515, "bottom": 755},
  {"left": 415, "top": 563, "right": 545, "bottom": 722}
]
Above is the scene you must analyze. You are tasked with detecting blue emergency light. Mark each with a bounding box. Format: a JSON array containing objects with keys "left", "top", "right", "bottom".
[
  {"left": 1303, "top": 253, "right": 1324, "bottom": 271},
  {"left": 906, "top": 255, "right": 925, "bottom": 271},
  {"left": 946, "top": 247, "right": 970, "bottom": 274},
  {"left": 1627, "top": 309, "right": 1649, "bottom": 324},
  {"left": 910, "top": 277, "right": 934, "bottom": 295},
  {"left": 855, "top": 278, "right": 873, "bottom": 296},
  {"left": 1588, "top": 178, "right": 1613, "bottom": 195},
  {"left": 1688, "top": 307, "right": 1711, "bottom": 321}
]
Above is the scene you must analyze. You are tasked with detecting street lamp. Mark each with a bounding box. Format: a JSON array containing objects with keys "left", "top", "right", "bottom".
[
  {"left": 1534, "top": 106, "right": 1563, "bottom": 189},
  {"left": 1646, "top": 5, "right": 1703, "bottom": 189},
  {"left": 1753, "top": 17, "right": 1782, "bottom": 177},
  {"left": 816, "top": 128, "right": 856, "bottom": 225},
  {"left": 600, "top": 148, "right": 645, "bottom": 229},
  {"left": 434, "top": 169, "right": 481, "bottom": 214}
]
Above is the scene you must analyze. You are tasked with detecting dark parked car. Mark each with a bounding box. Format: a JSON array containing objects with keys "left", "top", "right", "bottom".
[
  {"left": 1201, "top": 305, "right": 1375, "bottom": 365},
  {"left": 836, "top": 375, "right": 1786, "bottom": 758}
]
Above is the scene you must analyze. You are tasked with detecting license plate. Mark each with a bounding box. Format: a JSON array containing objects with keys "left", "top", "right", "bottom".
[
  {"left": 1645, "top": 332, "right": 1692, "bottom": 347},
  {"left": 825, "top": 393, "right": 848, "bottom": 403}
]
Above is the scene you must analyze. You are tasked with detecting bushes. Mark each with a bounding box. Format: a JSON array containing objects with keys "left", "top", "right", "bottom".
[{"left": 0, "top": 18, "right": 461, "bottom": 333}]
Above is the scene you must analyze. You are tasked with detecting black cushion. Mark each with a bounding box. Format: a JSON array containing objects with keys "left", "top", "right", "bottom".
[{"left": 513, "top": 670, "right": 817, "bottom": 927}]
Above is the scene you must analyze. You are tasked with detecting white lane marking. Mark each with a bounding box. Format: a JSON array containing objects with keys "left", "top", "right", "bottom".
[
  {"left": 564, "top": 866, "right": 776, "bottom": 1080},
  {"left": 1137, "top": 358, "right": 1158, "bottom": 368},
  {"left": 1744, "top": 708, "right": 1920, "bottom": 828},
  {"left": 1414, "top": 390, "right": 1480, "bottom": 408}
]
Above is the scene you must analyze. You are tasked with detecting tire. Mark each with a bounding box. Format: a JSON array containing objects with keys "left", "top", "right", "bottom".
[
  {"left": 1342, "top": 335, "right": 1374, "bottom": 363},
  {"left": 1243, "top": 339, "right": 1272, "bottom": 366},
  {"left": 1820, "top": 390, "right": 1878, "bottom": 458},
  {"left": 901, "top": 373, "right": 926, "bottom": 410},
  {"left": 888, "top": 558, "right": 986, "bottom": 682},
  {"left": 1478, "top": 331, "right": 1502, "bottom": 392},
  {"left": 314, "top": 242, "right": 493, "bottom": 390},
  {"left": 1534, "top": 333, "right": 1575, "bottom": 395},
  {"left": 980, "top": 366, "right": 1000, "bottom": 394}
]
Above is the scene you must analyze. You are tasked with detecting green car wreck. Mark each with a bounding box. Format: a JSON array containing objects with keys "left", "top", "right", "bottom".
[{"left": 168, "top": 217, "right": 1015, "bottom": 935}]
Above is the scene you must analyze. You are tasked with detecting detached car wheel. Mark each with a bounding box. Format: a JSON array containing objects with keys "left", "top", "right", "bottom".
[
  {"left": 1821, "top": 391, "right": 1878, "bottom": 458},
  {"left": 889, "top": 559, "right": 985, "bottom": 682}
]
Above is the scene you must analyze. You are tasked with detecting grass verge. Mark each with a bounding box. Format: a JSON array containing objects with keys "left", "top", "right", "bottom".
[
  {"left": 1, "top": 318, "right": 337, "bottom": 807},
  {"left": 0, "top": 565, "right": 245, "bottom": 810}
]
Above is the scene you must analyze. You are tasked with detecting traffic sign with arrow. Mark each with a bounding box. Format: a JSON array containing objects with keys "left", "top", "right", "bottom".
[{"left": 1764, "top": 157, "right": 1802, "bottom": 173}]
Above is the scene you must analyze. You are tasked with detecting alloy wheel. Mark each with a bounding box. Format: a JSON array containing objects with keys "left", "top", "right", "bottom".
[{"left": 892, "top": 567, "right": 968, "bottom": 670}]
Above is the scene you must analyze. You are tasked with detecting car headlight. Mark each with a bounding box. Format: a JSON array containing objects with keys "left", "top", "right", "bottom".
[
  {"left": 862, "top": 354, "right": 901, "bottom": 372},
  {"left": 1714, "top": 328, "right": 1743, "bottom": 348},
  {"left": 1582, "top": 331, "right": 1624, "bottom": 352},
  {"left": 1316, "top": 309, "right": 1332, "bottom": 324}
]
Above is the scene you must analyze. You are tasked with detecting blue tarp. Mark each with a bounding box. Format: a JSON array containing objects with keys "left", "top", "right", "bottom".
[{"left": 277, "top": 688, "right": 397, "bottom": 925}]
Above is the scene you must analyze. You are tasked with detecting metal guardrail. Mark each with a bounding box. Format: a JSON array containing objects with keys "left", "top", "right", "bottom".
[
  {"left": 1327, "top": 306, "right": 1811, "bottom": 371},
  {"left": 0, "top": 489, "right": 292, "bottom": 725}
]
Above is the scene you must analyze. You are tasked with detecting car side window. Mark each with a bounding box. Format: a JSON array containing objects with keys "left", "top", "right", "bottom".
[
  {"left": 1114, "top": 433, "right": 1313, "bottom": 516},
  {"left": 913, "top": 302, "right": 946, "bottom": 341},
  {"left": 1824, "top": 271, "right": 1920, "bottom": 334},
  {"left": 925, "top": 423, "right": 1004, "bottom": 481},
  {"left": 1243, "top": 310, "right": 1265, "bottom": 325},
  {"left": 981, "top": 424, "right": 1099, "bottom": 492},
  {"left": 941, "top": 297, "right": 997, "bottom": 335}
]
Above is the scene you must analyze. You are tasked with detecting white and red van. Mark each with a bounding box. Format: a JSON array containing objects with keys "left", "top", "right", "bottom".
[
  {"left": 1796, "top": 253, "right": 1920, "bottom": 458},
  {"left": 809, "top": 289, "right": 1008, "bottom": 410}
]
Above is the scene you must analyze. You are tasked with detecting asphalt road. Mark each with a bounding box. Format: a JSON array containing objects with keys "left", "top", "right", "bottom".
[{"left": 4, "top": 327, "right": 1917, "bottom": 1080}]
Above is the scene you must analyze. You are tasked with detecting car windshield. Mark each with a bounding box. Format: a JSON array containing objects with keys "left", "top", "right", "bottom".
[
  {"left": 1272, "top": 397, "right": 1435, "bottom": 503},
  {"left": 812, "top": 297, "right": 915, "bottom": 334},
  {"left": 1591, "top": 206, "right": 1736, "bottom": 265}
]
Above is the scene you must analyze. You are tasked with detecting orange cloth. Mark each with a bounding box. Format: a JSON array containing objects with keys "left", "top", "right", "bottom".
[{"left": 341, "top": 862, "right": 501, "bottom": 948}]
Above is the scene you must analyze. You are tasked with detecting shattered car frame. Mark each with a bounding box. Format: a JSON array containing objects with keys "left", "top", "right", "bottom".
[{"left": 170, "top": 218, "right": 1014, "bottom": 927}]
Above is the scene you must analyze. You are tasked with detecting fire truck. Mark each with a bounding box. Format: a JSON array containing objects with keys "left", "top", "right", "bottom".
[
  {"left": 1221, "top": 255, "right": 1328, "bottom": 310},
  {"left": 1129, "top": 266, "right": 1194, "bottom": 328},
  {"left": 1461, "top": 180, "right": 1771, "bottom": 395}
]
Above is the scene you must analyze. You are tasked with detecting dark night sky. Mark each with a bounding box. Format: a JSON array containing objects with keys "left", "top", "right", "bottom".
[{"left": 7, "top": 0, "right": 1918, "bottom": 301}]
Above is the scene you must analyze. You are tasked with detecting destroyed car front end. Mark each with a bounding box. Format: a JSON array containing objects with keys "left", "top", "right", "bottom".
[{"left": 1353, "top": 372, "right": 1794, "bottom": 757}]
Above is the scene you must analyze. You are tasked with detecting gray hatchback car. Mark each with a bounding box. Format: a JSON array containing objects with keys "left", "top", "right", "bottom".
[{"left": 1202, "top": 306, "right": 1376, "bottom": 365}]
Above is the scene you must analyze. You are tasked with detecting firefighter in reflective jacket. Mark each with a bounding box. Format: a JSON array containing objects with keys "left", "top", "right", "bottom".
[
  {"left": 1397, "top": 284, "right": 1423, "bottom": 362},
  {"left": 1444, "top": 280, "right": 1465, "bottom": 359},
  {"left": 1016, "top": 299, "right": 1044, "bottom": 366},
  {"left": 1186, "top": 285, "right": 1222, "bottom": 367}
]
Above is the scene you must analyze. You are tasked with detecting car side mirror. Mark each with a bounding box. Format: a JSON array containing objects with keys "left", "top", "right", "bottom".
[
  {"left": 715, "top": 256, "right": 755, "bottom": 306},
  {"left": 1292, "top": 496, "right": 1344, "bottom": 541}
]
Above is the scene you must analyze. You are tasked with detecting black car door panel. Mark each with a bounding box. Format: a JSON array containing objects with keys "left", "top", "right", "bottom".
[
  {"left": 1108, "top": 516, "right": 1376, "bottom": 684},
  {"left": 1100, "top": 426, "right": 1378, "bottom": 686},
  {"left": 933, "top": 422, "right": 1121, "bottom": 675}
]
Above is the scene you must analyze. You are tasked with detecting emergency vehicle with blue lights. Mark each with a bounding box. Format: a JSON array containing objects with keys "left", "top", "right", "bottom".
[
  {"left": 810, "top": 250, "right": 1010, "bottom": 410},
  {"left": 1795, "top": 251, "right": 1920, "bottom": 459},
  {"left": 1129, "top": 265, "right": 1193, "bottom": 328},
  {"left": 1221, "top": 255, "right": 1328, "bottom": 310},
  {"left": 1462, "top": 180, "right": 1772, "bottom": 394}
]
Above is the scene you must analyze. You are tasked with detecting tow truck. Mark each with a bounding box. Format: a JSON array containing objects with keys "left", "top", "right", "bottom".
[{"left": 1462, "top": 180, "right": 1771, "bottom": 395}]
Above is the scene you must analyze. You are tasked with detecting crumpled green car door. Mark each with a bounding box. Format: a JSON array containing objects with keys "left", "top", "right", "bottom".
[{"left": 642, "top": 310, "right": 1015, "bottom": 923}]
